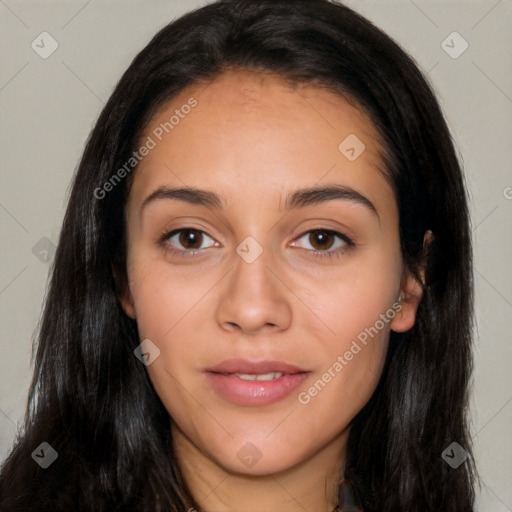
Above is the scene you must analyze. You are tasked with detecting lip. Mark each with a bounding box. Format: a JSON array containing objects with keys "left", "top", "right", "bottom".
[{"left": 204, "top": 358, "right": 310, "bottom": 406}]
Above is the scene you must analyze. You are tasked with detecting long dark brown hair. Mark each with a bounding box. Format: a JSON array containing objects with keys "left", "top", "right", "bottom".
[{"left": 0, "top": 1, "right": 475, "bottom": 510}]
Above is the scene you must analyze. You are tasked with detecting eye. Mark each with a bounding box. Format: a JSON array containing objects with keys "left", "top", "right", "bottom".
[
  {"left": 292, "top": 229, "right": 354, "bottom": 259},
  {"left": 164, "top": 228, "right": 217, "bottom": 251}
]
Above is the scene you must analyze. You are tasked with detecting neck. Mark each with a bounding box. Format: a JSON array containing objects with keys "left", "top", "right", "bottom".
[{"left": 173, "top": 425, "right": 347, "bottom": 512}]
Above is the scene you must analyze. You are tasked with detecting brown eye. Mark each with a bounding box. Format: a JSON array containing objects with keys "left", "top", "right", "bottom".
[
  {"left": 178, "top": 229, "right": 203, "bottom": 249},
  {"left": 292, "top": 229, "right": 354, "bottom": 258},
  {"left": 308, "top": 230, "right": 336, "bottom": 250},
  {"left": 166, "top": 228, "right": 216, "bottom": 251}
]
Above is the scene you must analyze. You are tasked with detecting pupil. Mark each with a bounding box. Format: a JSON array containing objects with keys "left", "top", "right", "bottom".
[{"left": 180, "top": 229, "right": 201, "bottom": 249}]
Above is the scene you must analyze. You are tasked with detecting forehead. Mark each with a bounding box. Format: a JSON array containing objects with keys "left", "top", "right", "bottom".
[
  {"left": 148, "top": 68, "right": 383, "bottom": 141},
  {"left": 130, "top": 68, "right": 393, "bottom": 214}
]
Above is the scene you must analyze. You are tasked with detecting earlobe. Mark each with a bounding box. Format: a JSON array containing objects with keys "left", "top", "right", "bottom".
[
  {"left": 119, "top": 292, "right": 136, "bottom": 319},
  {"left": 390, "top": 230, "right": 433, "bottom": 333},
  {"left": 112, "top": 264, "right": 136, "bottom": 319},
  {"left": 389, "top": 280, "right": 423, "bottom": 333}
]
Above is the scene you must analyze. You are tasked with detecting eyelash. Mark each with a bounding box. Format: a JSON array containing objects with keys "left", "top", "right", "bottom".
[{"left": 158, "top": 228, "right": 355, "bottom": 261}]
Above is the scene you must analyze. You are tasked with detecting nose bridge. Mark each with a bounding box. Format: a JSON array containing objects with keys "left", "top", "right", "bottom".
[
  {"left": 234, "top": 239, "right": 275, "bottom": 297},
  {"left": 215, "top": 235, "right": 292, "bottom": 334}
]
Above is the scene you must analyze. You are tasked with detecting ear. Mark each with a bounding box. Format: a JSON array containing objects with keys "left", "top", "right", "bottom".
[
  {"left": 390, "top": 230, "right": 433, "bottom": 333},
  {"left": 112, "top": 264, "right": 136, "bottom": 319}
]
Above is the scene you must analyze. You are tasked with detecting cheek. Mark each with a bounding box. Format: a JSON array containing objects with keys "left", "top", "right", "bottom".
[
  {"left": 302, "top": 257, "right": 399, "bottom": 405},
  {"left": 308, "top": 296, "right": 390, "bottom": 399},
  {"left": 315, "top": 252, "right": 399, "bottom": 340},
  {"left": 127, "top": 256, "right": 210, "bottom": 340},
  {"left": 126, "top": 259, "right": 219, "bottom": 397},
  {"left": 127, "top": 262, "right": 208, "bottom": 427}
]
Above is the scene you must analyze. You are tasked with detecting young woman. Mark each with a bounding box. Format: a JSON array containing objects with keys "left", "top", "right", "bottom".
[{"left": 0, "top": 0, "right": 475, "bottom": 510}]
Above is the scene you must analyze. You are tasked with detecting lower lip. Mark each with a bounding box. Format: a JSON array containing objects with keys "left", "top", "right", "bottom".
[{"left": 205, "top": 372, "right": 309, "bottom": 406}]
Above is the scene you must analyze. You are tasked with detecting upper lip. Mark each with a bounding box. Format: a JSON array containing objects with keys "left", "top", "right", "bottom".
[{"left": 205, "top": 358, "right": 308, "bottom": 375}]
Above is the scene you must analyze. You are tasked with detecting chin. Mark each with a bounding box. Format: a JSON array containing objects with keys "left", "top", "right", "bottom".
[{"left": 209, "top": 437, "right": 315, "bottom": 477}]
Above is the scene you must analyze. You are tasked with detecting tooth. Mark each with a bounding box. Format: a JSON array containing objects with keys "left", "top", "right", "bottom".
[
  {"left": 256, "top": 372, "right": 283, "bottom": 381},
  {"left": 236, "top": 373, "right": 258, "bottom": 381},
  {"left": 234, "top": 372, "right": 284, "bottom": 381}
]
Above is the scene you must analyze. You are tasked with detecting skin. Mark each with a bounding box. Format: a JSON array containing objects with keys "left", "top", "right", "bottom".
[{"left": 120, "top": 69, "right": 423, "bottom": 512}]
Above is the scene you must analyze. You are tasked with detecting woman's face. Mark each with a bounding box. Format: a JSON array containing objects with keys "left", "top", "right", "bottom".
[{"left": 121, "top": 69, "right": 421, "bottom": 477}]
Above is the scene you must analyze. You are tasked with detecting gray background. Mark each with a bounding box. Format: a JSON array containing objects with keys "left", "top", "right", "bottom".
[{"left": 0, "top": 0, "right": 511, "bottom": 510}]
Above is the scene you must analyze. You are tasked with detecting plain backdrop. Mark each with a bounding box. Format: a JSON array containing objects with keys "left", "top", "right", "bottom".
[{"left": 0, "top": 1, "right": 511, "bottom": 510}]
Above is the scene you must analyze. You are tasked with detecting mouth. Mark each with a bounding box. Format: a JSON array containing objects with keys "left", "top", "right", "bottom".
[{"left": 204, "top": 359, "right": 309, "bottom": 406}]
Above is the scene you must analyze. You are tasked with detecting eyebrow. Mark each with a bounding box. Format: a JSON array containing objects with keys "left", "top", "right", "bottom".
[{"left": 141, "top": 184, "right": 379, "bottom": 218}]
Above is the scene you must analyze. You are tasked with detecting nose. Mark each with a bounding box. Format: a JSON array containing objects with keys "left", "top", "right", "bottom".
[{"left": 215, "top": 244, "right": 293, "bottom": 336}]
